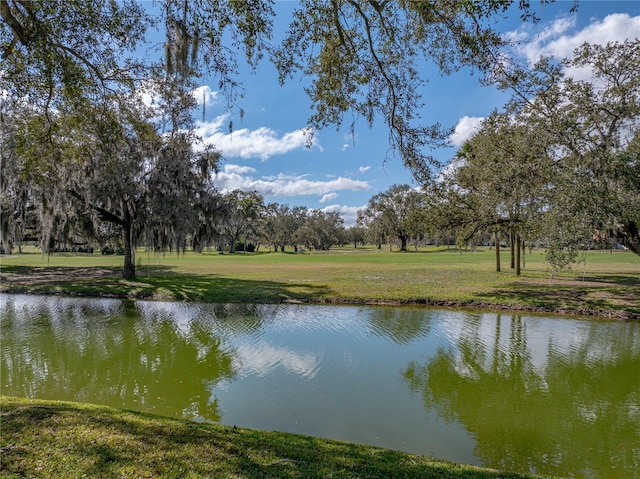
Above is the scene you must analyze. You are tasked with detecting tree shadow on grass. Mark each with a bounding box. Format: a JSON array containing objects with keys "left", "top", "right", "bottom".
[
  {"left": 1, "top": 400, "right": 528, "bottom": 479},
  {"left": 0, "top": 264, "right": 332, "bottom": 304},
  {"left": 389, "top": 248, "right": 478, "bottom": 254},
  {"left": 145, "top": 267, "right": 332, "bottom": 303},
  {"left": 476, "top": 273, "right": 640, "bottom": 318},
  {"left": 580, "top": 274, "right": 640, "bottom": 287}
]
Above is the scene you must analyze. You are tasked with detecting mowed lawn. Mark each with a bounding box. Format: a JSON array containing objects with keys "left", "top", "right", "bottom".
[{"left": 1, "top": 245, "right": 638, "bottom": 318}]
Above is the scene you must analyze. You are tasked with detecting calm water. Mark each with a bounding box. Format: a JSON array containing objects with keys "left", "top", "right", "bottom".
[{"left": 1, "top": 294, "right": 639, "bottom": 478}]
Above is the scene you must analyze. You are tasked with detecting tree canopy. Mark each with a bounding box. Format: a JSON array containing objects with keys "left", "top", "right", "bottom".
[
  {"left": 2, "top": 1, "right": 579, "bottom": 173},
  {"left": 439, "top": 40, "right": 640, "bottom": 270}
]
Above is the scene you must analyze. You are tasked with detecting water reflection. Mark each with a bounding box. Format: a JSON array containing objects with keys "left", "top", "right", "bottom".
[
  {"left": 2, "top": 295, "right": 639, "bottom": 478},
  {"left": 367, "top": 306, "right": 433, "bottom": 344},
  {"left": 1, "top": 296, "right": 248, "bottom": 421},
  {"left": 403, "top": 313, "right": 640, "bottom": 478}
]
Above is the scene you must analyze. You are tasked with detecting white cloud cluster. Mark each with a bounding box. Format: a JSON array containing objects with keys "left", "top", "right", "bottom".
[
  {"left": 319, "top": 204, "right": 366, "bottom": 227},
  {"left": 513, "top": 13, "right": 640, "bottom": 65},
  {"left": 195, "top": 116, "right": 316, "bottom": 160},
  {"left": 359, "top": 165, "right": 371, "bottom": 173},
  {"left": 214, "top": 164, "right": 370, "bottom": 199},
  {"left": 449, "top": 116, "right": 485, "bottom": 147}
]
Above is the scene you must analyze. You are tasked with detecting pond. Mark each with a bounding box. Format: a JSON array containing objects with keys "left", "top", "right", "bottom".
[{"left": 1, "top": 294, "right": 639, "bottom": 478}]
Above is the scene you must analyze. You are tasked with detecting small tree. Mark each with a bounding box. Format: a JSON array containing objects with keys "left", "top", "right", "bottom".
[
  {"left": 346, "top": 226, "right": 366, "bottom": 248},
  {"left": 295, "top": 210, "right": 345, "bottom": 251},
  {"left": 360, "top": 185, "right": 427, "bottom": 252},
  {"left": 216, "top": 190, "right": 265, "bottom": 253}
]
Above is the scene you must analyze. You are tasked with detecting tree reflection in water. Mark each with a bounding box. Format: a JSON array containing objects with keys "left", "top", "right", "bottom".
[
  {"left": 1, "top": 297, "right": 271, "bottom": 422},
  {"left": 403, "top": 313, "right": 640, "bottom": 478},
  {"left": 367, "top": 306, "right": 433, "bottom": 344}
]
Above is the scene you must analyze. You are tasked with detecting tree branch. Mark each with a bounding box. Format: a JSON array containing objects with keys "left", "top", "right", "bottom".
[
  {"left": 347, "top": 0, "right": 398, "bottom": 136},
  {"left": 68, "top": 189, "right": 125, "bottom": 226},
  {"left": 0, "top": 0, "right": 30, "bottom": 58}
]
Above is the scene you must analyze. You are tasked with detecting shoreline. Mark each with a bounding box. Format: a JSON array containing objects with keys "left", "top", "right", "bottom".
[
  {"left": 2, "top": 280, "right": 637, "bottom": 321},
  {"left": 2, "top": 248, "right": 638, "bottom": 321}
]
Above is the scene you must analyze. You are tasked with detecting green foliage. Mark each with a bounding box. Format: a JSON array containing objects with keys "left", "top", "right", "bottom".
[
  {"left": 440, "top": 40, "right": 640, "bottom": 271},
  {"left": 295, "top": 210, "right": 345, "bottom": 251},
  {"left": 0, "top": 0, "right": 150, "bottom": 113},
  {"left": 503, "top": 40, "right": 640, "bottom": 262},
  {"left": 359, "top": 184, "right": 430, "bottom": 251},
  {"left": 216, "top": 190, "right": 266, "bottom": 253}
]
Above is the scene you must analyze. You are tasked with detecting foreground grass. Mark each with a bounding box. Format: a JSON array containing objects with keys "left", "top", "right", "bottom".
[
  {"left": 1, "top": 245, "right": 639, "bottom": 318},
  {"left": 0, "top": 396, "right": 549, "bottom": 479}
]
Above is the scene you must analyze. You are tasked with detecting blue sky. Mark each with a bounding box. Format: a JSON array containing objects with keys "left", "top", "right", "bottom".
[{"left": 179, "top": 1, "right": 639, "bottom": 225}]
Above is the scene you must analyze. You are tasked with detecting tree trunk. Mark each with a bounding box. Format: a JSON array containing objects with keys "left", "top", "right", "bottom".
[
  {"left": 400, "top": 236, "right": 407, "bottom": 251},
  {"left": 515, "top": 232, "right": 521, "bottom": 276},
  {"left": 619, "top": 221, "right": 640, "bottom": 256},
  {"left": 521, "top": 239, "right": 526, "bottom": 269},
  {"left": 510, "top": 228, "right": 515, "bottom": 269},
  {"left": 122, "top": 219, "right": 135, "bottom": 280},
  {"left": 495, "top": 232, "right": 501, "bottom": 272}
]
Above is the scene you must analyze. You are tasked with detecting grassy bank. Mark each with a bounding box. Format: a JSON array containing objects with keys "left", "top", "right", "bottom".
[
  {"left": 0, "top": 396, "right": 548, "bottom": 479},
  {"left": 1, "top": 245, "right": 638, "bottom": 318}
]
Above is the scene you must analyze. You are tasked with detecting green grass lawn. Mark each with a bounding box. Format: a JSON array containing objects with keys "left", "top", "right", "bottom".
[
  {"left": 1, "top": 245, "right": 638, "bottom": 318},
  {"left": 0, "top": 396, "right": 547, "bottom": 479}
]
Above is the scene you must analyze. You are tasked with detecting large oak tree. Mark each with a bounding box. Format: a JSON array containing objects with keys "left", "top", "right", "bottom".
[{"left": 502, "top": 40, "right": 640, "bottom": 262}]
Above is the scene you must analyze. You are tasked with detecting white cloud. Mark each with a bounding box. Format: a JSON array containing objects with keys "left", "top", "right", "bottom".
[
  {"left": 437, "top": 156, "right": 466, "bottom": 183},
  {"left": 359, "top": 166, "right": 371, "bottom": 173},
  {"left": 449, "top": 116, "right": 484, "bottom": 147},
  {"left": 195, "top": 116, "right": 317, "bottom": 160},
  {"left": 140, "top": 83, "right": 219, "bottom": 113},
  {"left": 319, "top": 204, "right": 366, "bottom": 227},
  {"left": 319, "top": 193, "right": 338, "bottom": 203},
  {"left": 512, "top": 13, "right": 640, "bottom": 65},
  {"left": 223, "top": 164, "right": 257, "bottom": 175},
  {"left": 192, "top": 85, "right": 218, "bottom": 106},
  {"left": 214, "top": 164, "right": 370, "bottom": 198}
]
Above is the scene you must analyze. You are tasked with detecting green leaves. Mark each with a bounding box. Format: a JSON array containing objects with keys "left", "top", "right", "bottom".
[
  {"left": 1, "top": 0, "right": 151, "bottom": 112},
  {"left": 442, "top": 40, "right": 640, "bottom": 271}
]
